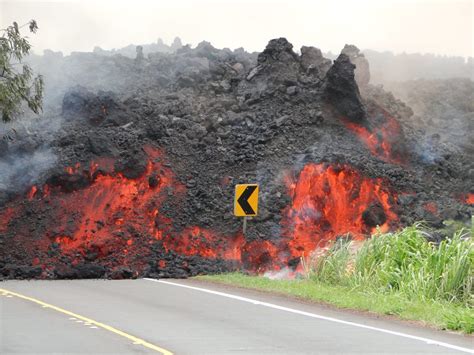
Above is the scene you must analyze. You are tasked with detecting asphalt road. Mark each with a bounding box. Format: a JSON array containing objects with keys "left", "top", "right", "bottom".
[{"left": 0, "top": 279, "right": 472, "bottom": 354}]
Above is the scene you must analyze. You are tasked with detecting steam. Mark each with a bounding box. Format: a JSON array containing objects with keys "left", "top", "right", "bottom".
[
  {"left": 381, "top": 79, "right": 474, "bottom": 163},
  {"left": 0, "top": 43, "right": 127, "bottom": 196},
  {"left": 365, "top": 51, "right": 474, "bottom": 84},
  {"left": 264, "top": 267, "right": 294, "bottom": 280},
  {"left": 0, "top": 78, "right": 64, "bottom": 196},
  {"left": 0, "top": 147, "right": 57, "bottom": 192}
]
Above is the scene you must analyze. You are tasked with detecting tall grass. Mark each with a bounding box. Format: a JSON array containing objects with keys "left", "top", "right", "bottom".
[{"left": 309, "top": 224, "right": 473, "bottom": 306}]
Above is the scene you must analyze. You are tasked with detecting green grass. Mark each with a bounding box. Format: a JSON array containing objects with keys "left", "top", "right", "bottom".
[
  {"left": 199, "top": 224, "right": 474, "bottom": 334},
  {"left": 312, "top": 224, "right": 473, "bottom": 306}
]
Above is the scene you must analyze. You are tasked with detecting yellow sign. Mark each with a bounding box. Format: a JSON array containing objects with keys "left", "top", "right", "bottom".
[{"left": 234, "top": 184, "right": 259, "bottom": 217}]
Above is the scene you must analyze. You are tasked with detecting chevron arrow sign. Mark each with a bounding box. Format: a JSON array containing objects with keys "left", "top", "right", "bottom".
[{"left": 234, "top": 184, "right": 259, "bottom": 217}]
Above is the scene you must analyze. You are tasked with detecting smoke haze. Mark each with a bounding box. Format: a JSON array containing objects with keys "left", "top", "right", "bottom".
[{"left": 1, "top": 0, "right": 472, "bottom": 58}]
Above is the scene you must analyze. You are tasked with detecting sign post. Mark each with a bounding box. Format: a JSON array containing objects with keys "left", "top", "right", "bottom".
[{"left": 234, "top": 184, "right": 259, "bottom": 235}]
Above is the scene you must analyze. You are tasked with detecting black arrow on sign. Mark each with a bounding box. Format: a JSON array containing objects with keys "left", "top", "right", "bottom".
[{"left": 237, "top": 185, "right": 257, "bottom": 215}]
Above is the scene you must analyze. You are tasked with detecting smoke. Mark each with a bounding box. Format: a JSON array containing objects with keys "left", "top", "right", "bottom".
[
  {"left": 264, "top": 267, "right": 294, "bottom": 280},
  {"left": 0, "top": 95, "right": 63, "bottom": 196},
  {"left": 365, "top": 50, "right": 474, "bottom": 84},
  {"left": 2, "top": 0, "right": 473, "bottom": 58},
  {"left": 0, "top": 39, "right": 129, "bottom": 198},
  {"left": 0, "top": 146, "right": 57, "bottom": 193},
  {"left": 381, "top": 78, "right": 474, "bottom": 162}
]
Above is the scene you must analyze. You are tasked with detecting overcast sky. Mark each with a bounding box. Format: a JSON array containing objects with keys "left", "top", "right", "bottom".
[{"left": 1, "top": 0, "right": 473, "bottom": 58}]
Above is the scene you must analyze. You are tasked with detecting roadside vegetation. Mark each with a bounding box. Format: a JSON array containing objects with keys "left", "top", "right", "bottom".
[
  {"left": 200, "top": 223, "right": 474, "bottom": 333},
  {"left": 1, "top": 19, "right": 43, "bottom": 123}
]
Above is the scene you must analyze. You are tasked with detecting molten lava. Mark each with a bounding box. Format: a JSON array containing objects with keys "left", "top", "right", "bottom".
[
  {"left": 282, "top": 163, "right": 397, "bottom": 260},
  {"left": 424, "top": 202, "right": 438, "bottom": 215},
  {"left": 27, "top": 185, "right": 38, "bottom": 200},
  {"left": 466, "top": 193, "right": 474, "bottom": 205},
  {"left": 344, "top": 110, "right": 405, "bottom": 164},
  {"left": 0, "top": 147, "right": 398, "bottom": 278},
  {"left": 162, "top": 226, "right": 243, "bottom": 260},
  {"left": 0, "top": 146, "right": 246, "bottom": 276},
  {"left": 0, "top": 207, "right": 15, "bottom": 233}
]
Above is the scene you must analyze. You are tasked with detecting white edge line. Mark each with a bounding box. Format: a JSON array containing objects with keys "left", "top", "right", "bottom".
[{"left": 144, "top": 278, "right": 474, "bottom": 354}]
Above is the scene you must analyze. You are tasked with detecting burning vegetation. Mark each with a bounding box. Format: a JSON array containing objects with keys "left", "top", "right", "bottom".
[{"left": 0, "top": 38, "right": 472, "bottom": 279}]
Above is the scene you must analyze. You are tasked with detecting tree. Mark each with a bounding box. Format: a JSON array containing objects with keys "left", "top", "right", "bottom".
[{"left": 0, "top": 20, "right": 44, "bottom": 122}]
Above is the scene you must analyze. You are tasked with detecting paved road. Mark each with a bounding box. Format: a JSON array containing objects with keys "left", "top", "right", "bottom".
[{"left": 0, "top": 279, "right": 472, "bottom": 354}]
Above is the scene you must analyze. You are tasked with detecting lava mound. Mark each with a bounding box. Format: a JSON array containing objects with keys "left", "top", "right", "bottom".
[{"left": 0, "top": 38, "right": 472, "bottom": 279}]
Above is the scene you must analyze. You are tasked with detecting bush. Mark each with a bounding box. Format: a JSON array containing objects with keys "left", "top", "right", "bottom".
[{"left": 309, "top": 224, "right": 473, "bottom": 306}]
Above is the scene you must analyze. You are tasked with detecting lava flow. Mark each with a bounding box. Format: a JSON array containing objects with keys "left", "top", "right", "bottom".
[
  {"left": 344, "top": 109, "right": 405, "bottom": 164},
  {"left": 281, "top": 163, "right": 398, "bottom": 261},
  {"left": 0, "top": 146, "right": 245, "bottom": 278},
  {"left": 0, "top": 149, "right": 399, "bottom": 278},
  {"left": 424, "top": 202, "right": 439, "bottom": 215},
  {"left": 466, "top": 193, "right": 474, "bottom": 205}
]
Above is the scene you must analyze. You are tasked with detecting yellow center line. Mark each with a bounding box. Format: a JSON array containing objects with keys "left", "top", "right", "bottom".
[{"left": 0, "top": 287, "right": 173, "bottom": 355}]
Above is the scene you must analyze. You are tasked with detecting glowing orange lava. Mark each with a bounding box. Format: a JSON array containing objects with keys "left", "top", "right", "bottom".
[
  {"left": 27, "top": 186, "right": 38, "bottom": 200},
  {"left": 466, "top": 193, "right": 474, "bottom": 205},
  {"left": 344, "top": 110, "right": 404, "bottom": 164},
  {"left": 42, "top": 146, "right": 188, "bottom": 270},
  {"left": 424, "top": 202, "right": 438, "bottom": 215},
  {"left": 282, "top": 163, "right": 397, "bottom": 259},
  {"left": 0, "top": 207, "right": 15, "bottom": 233},
  {"left": 0, "top": 148, "right": 399, "bottom": 277},
  {"left": 163, "top": 226, "right": 244, "bottom": 260}
]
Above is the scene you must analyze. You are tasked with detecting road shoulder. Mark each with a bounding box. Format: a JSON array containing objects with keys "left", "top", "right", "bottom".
[{"left": 181, "top": 276, "right": 473, "bottom": 347}]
